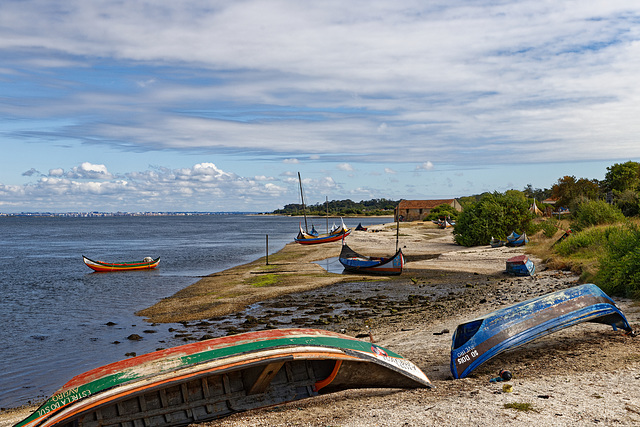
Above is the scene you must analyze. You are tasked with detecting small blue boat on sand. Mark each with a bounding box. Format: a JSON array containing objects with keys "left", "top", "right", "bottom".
[
  {"left": 505, "top": 255, "right": 535, "bottom": 276},
  {"left": 450, "top": 284, "right": 632, "bottom": 379},
  {"left": 506, "top": 231, "right": 528, "bottom": 246}
]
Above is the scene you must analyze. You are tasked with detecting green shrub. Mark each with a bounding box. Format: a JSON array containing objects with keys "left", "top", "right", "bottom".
[
  {"left": 570, "top": 199, "right": 625, "bottom": 232},
  {"left": 554, "top": 227, "right": 607, "bottom": 257},
  {"left": 614, "top": 190, "right": 640, "bottom": 217},
  {"left": 554, "top": 223, "right": 640, "bottom": 298},
  {"left": 453, "top": 191, "right": 533, "bottom": 246},
  {"left": 540, "top": 219, "right": 560, "bottom": 238},
  {"left": 595, "top": 223, "right": 640, "bottom": 298}
]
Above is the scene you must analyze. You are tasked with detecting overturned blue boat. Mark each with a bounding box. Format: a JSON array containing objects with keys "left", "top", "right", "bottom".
[{"left": 450, "top": 284, "right": 632, "bottom": 379}]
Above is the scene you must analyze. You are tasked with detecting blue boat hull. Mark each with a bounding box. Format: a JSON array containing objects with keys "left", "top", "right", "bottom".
[
  {"left": 450, "top": 284, "right": 632, "bottom": 379},
  {"left": 505, "top": 255, "right": 535, "bottom": 276},
  {"left": 339, "top": 244, "right": 404, "bottom": 275}
]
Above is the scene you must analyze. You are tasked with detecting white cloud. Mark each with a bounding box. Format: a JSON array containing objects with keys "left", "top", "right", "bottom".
[
  {"left": 384, "top": 168, "right": 396, "bottom": 174},
  {"left": 2, "top": 162, "right": 294, "bottom": 212},
  {"left": 67, "top": 162, "right": 113, "bottom": 180},
  {"left": 337, "top": 163, "right": 353, "bottom": 171},
  {"left": 416, "top": 162, "right": 434, "bottom": 171}
]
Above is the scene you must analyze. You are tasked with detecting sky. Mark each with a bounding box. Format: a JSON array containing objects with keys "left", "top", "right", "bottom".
[{"left": 2, "top": 1, "right": 640, "bottom": 213}]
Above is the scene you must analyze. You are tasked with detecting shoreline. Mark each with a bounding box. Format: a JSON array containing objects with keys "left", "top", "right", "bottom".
[
  {"left": 136, "top": 220, "right": 430, "bottom": 324},
  {"left": 3, "top": 222, "right": 639, "bottom": 426}
]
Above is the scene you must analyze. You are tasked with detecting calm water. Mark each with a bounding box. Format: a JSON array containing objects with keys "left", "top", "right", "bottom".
[{"left": 0, "top": 215, "right": 384, "bottom": 409}]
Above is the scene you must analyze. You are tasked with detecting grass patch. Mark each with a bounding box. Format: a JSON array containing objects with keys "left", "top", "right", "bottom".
[
  {"left": 249, "top": 274, "right": 280, "bottom": 287},
  {"left": 503, "top": 402, "right": 536, "bottom": 412}
]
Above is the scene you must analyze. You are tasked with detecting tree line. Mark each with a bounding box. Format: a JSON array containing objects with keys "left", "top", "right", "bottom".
[{"left": 272, "top": 198, "right": 398, "bottom": 216}]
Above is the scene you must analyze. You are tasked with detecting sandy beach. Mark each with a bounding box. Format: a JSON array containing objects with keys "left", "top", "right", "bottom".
[{"left": 2, "top": 221, "right": 639, "bottom": 426}]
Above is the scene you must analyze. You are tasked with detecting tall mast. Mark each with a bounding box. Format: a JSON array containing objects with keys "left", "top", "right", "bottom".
[
  {"left": 396, "top": 216, "right": 401, "bottom": 252},
  {"left": 298, "top": 172, "right": 308, "bottom": 232},
  {"left": 326, "top": 196, "right": 329, "bottom": 233}
]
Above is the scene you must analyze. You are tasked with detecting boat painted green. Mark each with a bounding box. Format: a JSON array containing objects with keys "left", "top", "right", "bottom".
[
  {"left": 82, "top": 256, "right": 160, "bottom": 272},
  {"left": 15, "top": 328, "right": 431, "bottom": 427}
]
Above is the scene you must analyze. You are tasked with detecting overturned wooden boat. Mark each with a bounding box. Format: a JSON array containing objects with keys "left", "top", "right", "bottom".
[
  {"left": 505, "top": 254, "right": 535, "bottom": 276},
  {"left": 82, "top": 255, "right": 160, "bottom": 272},
  {"left": 15, "top": 328, "right": 431, "bottom": 427},
  {"left": 450, "top": 284, "right": 632, "bottom": 379},
  {"left": 339, "top": 243, "right": 404, "bottom": 275}
]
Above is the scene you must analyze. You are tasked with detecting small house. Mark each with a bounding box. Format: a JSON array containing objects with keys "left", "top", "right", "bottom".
[{"left": 395, "top": 199, "right": 462, "bottom": 222}]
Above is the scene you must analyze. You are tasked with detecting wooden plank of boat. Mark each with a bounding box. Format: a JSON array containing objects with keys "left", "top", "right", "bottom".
[
  {"left": 505, "top": 254, "right": 535, "bottom": 276},
  {"left": 338, "top": 243, "right": 404, "bottom": 275},
  {"left": 450, "top": 284, "right": 633, "bottom": 379},
  {"left": 15, "top": 329, "right": 431, "bottom": 427},
  {"left": 82, "top": 256, "right": 160, "bottom": 272}
]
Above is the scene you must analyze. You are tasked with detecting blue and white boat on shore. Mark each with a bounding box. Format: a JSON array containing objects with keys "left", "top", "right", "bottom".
[{"left": 450, "top": 284, "right": 633, "bottom": 379}]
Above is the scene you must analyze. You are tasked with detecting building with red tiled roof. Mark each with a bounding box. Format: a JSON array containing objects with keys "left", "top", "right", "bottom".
[{"left": 395, "top": 199, "right": 462, "bottom": 222}]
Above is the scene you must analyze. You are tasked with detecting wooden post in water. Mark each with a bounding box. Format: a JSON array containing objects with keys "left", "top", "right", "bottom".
[{"left": 266, "top": 234, "right": 269, "bottom": 265}]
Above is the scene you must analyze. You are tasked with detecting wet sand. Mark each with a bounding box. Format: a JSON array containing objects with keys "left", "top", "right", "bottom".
[{"left": 3, "top": 222, "right": 639, "bottom": 426}]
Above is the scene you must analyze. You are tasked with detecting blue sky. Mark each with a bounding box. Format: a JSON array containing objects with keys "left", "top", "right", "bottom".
[{"left": 2, "top": 1, "right": 640, "bottom": 213}]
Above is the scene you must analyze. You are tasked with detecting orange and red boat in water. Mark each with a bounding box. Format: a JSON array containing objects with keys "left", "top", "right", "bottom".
[{"left": 82, "top": 255, "right": 160, "bottom": 272}]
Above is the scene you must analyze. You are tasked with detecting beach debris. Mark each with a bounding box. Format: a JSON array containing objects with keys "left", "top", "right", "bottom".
[
  {"left": 502, "top": 383, "right": 513, "bottom": 393},
  {"left": 489, "top": 369, "right": 512, "bottom": 382}
]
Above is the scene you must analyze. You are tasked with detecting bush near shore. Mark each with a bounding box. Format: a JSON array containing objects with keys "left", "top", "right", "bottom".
[
  {"left": 528, "top": 212, "right": 640, "bottom": 301},
  {"left": 452, "top": 191, "right": 640, "bottom": 300},
  {"left": 548, "top": 221, "right": 640, "bottom": 299}
]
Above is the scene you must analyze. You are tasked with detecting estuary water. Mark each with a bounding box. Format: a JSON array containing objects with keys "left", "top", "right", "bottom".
[{"left": 0, "top": 214, "right": 384, "bottom": 409}]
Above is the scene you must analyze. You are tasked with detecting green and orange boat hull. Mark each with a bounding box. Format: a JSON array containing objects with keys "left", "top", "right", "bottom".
[
  {"left": 15, "top": 328, "right": 431, "bottom": 427},
  {"left": 82, "top": 256, "right": 160, "bottom": 272}
]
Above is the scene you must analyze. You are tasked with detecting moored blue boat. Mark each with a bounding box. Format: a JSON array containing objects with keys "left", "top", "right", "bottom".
[{"left": 339, "top": 243, "right": 404, "bottom": 275}]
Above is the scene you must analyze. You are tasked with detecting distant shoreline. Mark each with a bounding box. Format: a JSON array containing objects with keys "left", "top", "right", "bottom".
[{"left": 0, "top": 212, "right": 396, "bottom": 218}]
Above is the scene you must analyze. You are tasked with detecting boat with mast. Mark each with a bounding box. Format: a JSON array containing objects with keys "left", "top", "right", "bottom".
[{"left": 294, "top": 172, "right": 350, "bottom": 244}]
